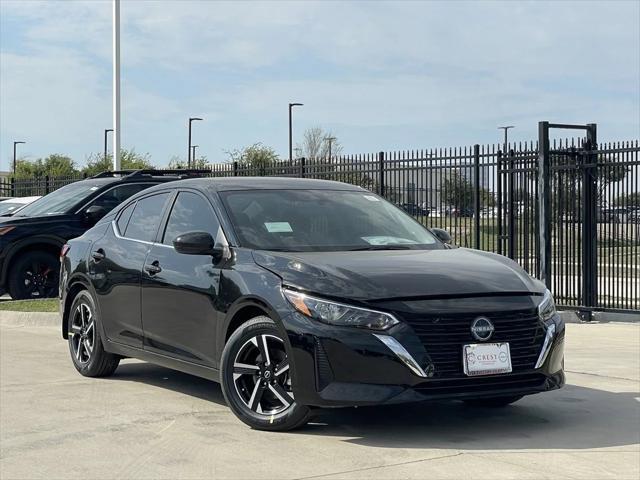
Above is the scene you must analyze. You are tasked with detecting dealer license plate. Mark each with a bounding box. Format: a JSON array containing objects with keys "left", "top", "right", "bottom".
[{"left": 463, "top": 343, "right": 512, "bottom": 376}]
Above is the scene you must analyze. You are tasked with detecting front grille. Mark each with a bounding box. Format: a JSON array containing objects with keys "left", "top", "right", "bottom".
[
  {"left": 405, "top": 309, "right": 545, "bottom": 379},
  {"left": 414, "top": 373, "right": 547, "bottom": 395}
]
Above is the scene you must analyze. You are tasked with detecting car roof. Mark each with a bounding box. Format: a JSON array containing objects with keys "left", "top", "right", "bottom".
[{"left": 155, "top": 177, "right": 367, "bottom": 193}]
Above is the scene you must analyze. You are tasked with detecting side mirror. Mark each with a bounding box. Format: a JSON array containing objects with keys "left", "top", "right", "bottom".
[
  {"left": 431, "top": 227, "right": 452, "bottom": 244},
  {"left": 173, "top": 231, "right": 220, "bottom": 256},
  {"left": 84, "top": 205, "right": 107, "bottom": 224}
]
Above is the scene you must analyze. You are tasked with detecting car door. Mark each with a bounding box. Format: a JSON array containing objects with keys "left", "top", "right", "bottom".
[
  {"left": 141, "top": 190, "right": 225, "bottom": 367},
  {"left": 91, "top": 191, "right": 172, "bottom": 348}
]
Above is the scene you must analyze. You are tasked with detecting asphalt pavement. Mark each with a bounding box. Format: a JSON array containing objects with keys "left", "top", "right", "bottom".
[{"left": 1, "top": 319, "right": 638, "bottom": 479}]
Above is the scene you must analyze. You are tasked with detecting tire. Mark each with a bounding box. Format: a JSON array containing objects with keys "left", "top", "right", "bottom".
[
  {"left": 220, "top": 316, "right": 312, "bottom": 431},
  {"left": 463, "top": 395, "right": 524, "bottom": 408},
  {"left": 8, "top": 251, "right": 60, "bottom": 300},
  {"left": 67, "top": 290, "right": 120, "bottom": 377}
]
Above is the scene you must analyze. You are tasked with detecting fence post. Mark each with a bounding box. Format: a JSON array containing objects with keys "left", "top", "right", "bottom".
[
  {"left": 473, "top": 144, "right": 481, "bottom": 249},
  {"left": 233, "top": 161, "right": 238, "bottom": 177},
  {"left": 538, "top": 121, "right": 552, "bottom": 290},
  {"left": 10, "top": 177, "right": 15, "bottom": 198},
  {"left": 508, "top": 150, "right": 516, "bottom": 259},
  {"left": 582, "top": 124, "right": 598, "bottom": 320},
  {"left": 496, "top": 151, "right": 503, "bottom": 255},
  {"left": 378, "top": 151, "right": 385, "bottom": 197},
  {"left": 300, "top": 157, "right": 306, "bottom": 178},
  {"left": 45, "top": 175, "right": 50, "bottom": 195}
]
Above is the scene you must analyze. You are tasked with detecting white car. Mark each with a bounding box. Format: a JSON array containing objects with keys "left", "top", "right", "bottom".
[{"left": 0, "top": 196, "right": 41, "bottom": 216}]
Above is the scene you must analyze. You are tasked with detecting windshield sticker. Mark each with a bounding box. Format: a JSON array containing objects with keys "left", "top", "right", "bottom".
[
  {"left": 363, "top": 195, "right": 380, "bottom": 202},
  {"left": 265, "top": 222, "right": 293, "bottom": 233}
]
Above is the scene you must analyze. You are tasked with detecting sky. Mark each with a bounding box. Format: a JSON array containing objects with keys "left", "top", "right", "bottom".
[{"left": 0, "top": 0, "right": 639, "bottom": 170}]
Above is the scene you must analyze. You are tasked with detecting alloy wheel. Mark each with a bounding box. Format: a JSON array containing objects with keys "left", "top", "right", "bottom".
[
  {"left": 69, "top": 303, "right": 95, "bottom": 364},
  {"left": 23, "top": 260, "right": 57, "bottom": 298},
  {"left": 232, "top": 334, "right": 294, "bottom": 415}
]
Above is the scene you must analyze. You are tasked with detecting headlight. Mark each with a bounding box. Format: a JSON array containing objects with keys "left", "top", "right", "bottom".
[
  {"left": 538, "top": 289, "right": 557, "bottom": 323},
  {"left": 283, "top": 288, "right": 399, "bottom": 330}
]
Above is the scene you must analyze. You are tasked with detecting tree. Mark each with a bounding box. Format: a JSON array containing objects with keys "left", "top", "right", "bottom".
[
  {"left": 614, "top": 192, "right": 640, "bottom": 207},
  {"left": 296, "top": 127, "right": 342, "bottom": 160},
  {"left": 168, "top": 155, "right": 210, "bottom": 170},
  {"left": 441, "top": 170, "right": 493, "bottom": 210},
  {"left": 14, "top": 154, "right": 77, "bottom": 179},
  {"left": 82, "top": 149, "right": 154, "bottom": 177},
  {"left": 226, "top": 143, "right": 279, "bottom": 169}
]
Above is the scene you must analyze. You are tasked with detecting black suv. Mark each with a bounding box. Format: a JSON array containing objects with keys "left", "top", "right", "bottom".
[
  {"left": 60, "top": 178, "right": 564, "bottom": 431},
  {"left": 0, "top": 170, "right": 206, "bottom": 299}
]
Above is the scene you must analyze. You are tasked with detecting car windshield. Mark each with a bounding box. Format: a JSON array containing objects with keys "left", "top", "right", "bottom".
[
  {"left": 220, "top": 189, "right": 441, "bottom": 252},
  {"left": 0, "top": 202, "right": 26, "bottom": 215},
  {"left": 14, "top": 182, "right": 102, "bottom": 217}
]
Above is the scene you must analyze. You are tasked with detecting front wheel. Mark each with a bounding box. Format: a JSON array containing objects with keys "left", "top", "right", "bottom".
[
  {"left": 463, "top": 395, "right": 523, "bottom": 407},
  {"left": 220, "top": 316, "right": 312, "bottom": 431}
]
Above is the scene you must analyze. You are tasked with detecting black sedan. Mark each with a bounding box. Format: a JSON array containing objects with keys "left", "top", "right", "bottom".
[{"left": 60, "top": 178, "right": 565, "bottom": 431}]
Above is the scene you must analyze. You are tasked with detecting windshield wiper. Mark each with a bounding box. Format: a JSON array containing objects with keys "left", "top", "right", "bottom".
[{"left": 347, "top": 245, "right": 414, "bottom": 251}]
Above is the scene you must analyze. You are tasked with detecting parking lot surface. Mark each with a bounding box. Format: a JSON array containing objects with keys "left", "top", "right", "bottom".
[{"left": 1, "top": 320, "right": 638, "bottom": 480}]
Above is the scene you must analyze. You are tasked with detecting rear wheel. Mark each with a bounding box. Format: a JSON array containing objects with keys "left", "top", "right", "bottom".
[
  {"left": 68, "top": 290, "right": 119, "bottom": 377},
  {"left": 463, "top": 395, "right": 523, "bottom": 407},
  {"left": 220, "top": 316, "right": 312, "bottom": 431},
  {"left": 8, "top": 251, "right": 59, "bottom": 300}
]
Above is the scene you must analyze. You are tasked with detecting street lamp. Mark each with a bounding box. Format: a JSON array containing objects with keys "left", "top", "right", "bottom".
[
  {"left": 191, "top": 145, "right": 198, "bottom": 165},
  {"left": 288, "top": 103, "right": 303, "bottom": 161},
  {"left": 498, "top": 126, "right": 515, "bottom": 154},
  {"left": 104, "top": 129, "right": 113, "bottom": 161},
  {"left": 13, "top": 141, "right": 25, "bottom": 175},
  {"left": 188, "top": 117, "right": 203, "bottom": 168},
  {"left": 324, "top": 136, "right": 337, "bottom": 160}
]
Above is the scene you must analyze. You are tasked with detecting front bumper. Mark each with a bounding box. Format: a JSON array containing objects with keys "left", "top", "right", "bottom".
[{"left": 284, "top": 310, "right": 565, "bottom": 408}]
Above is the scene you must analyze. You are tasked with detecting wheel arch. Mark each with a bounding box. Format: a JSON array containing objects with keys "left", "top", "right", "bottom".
[
  {"left": 61, "top": 274, "right": 93, "bottom": 340},
  {"left": 218, "top": 296, "right": 286, "bottom": 359}
]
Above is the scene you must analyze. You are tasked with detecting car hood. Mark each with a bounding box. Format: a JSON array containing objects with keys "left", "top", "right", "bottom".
[
  {"left": 0, "top": 214, "right": 70, "bottom": 226},
  {"left": 252, "top": 248, "right": 545, "bottom": 302}
]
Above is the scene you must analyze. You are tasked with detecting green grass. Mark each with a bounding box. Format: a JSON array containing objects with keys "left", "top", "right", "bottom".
[{"left": 0, "top": 299, "right": 59, "bottom": 312}]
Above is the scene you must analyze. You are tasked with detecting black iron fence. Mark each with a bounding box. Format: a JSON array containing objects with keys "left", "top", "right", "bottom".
[{"left": 2, "top": 122, "right": 638, "bottom": 314}]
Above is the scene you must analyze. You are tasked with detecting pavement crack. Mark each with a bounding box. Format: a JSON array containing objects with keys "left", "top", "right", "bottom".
[
  {"left": 565, "top": 369, "right": 639, "bottom": 382},
  {"left": 294, "top": 452, "right": 464, "bottom": 479}
]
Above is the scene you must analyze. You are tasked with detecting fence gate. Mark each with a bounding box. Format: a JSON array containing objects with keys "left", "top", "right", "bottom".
[{"left": 538, "top": 122, "right": 639, "bottom": 318}]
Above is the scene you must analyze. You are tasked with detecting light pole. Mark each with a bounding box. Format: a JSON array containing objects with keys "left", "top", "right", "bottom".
[
  {"left": 112, "top": 0, "right": 121, "bottom": 170},
  {"left": 288, "top": 103, "right": 303, "bottom": 161},
  {"left": 13, "top": 141, "right": 25, "bottom": 175},
  {"left": 191, "top": 145, "right": 198, "bottom": 165},
  {"left": 498, "top": 126, "right": 515, "bottom": 154},
  {"left": 324, "top": 136, "right": 336, "bottom": 159},
  {"left": 188, "top": 117, "right": 203, "bottom": 168},
  {"left": 104, "top": 129, "right": 113, "bottom": 161}
]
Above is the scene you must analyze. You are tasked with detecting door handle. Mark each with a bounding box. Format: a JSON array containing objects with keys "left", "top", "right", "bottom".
[
  {"left": 91, "top": 249, "right": 105, "bottom": 262},
  {"left": 144, "top": 261, "right": 162, "bottom": 275}
]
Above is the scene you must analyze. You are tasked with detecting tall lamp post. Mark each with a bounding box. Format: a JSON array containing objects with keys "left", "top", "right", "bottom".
[
  {"left": 498, "top": 125, "right": 515, "bottom": 154},
  {"left": 104, "top": 129, "right": 113, "bottom": 161},
  {"left": 13, "top": 141, "right": 25, "bottom": 175},
  {"left": 288, "top": 103, "right": 303, "bottom": 161},
  {"left": 324, "top": 136, "right": 337, "bottom": 160},
  {"left": 188, "top": 117, "right": 203, "bottom": 168}
]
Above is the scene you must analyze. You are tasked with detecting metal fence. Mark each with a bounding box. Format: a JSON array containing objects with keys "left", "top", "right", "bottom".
[{"left": 2, "top": 122, "right": 638, "bottom": 314}]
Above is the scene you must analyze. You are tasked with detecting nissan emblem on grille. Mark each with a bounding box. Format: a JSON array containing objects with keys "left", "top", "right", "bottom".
[{"left": 470, "top": 317, "right": 495, "bottom": 341}]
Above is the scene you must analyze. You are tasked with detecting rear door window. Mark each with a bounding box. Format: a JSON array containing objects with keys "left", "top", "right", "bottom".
[{"left": 124, "top": 193, "right": 171, "bottom": 242}]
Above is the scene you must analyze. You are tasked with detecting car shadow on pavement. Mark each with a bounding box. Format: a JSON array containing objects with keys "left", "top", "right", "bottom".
[
  {"left": 303, "top": 384, "right": 640, "bottom": 450},
  {"left": 109, "top": 363, "right": 639, "bottom": 451},
  {"left": 111, "top": 361, "right": 228, "bottom": 405}
]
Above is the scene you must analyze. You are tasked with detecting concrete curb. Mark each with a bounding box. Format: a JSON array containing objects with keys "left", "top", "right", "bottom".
[
  {"left": 0, "top": 311, "right": 60, "bottom": 327},
  {"left": 559, "top": 309, "right": 640, "bottom": 324}
]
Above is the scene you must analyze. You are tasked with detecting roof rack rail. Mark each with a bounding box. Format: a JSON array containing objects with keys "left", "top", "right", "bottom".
[{"left": 91, "top": 169, "right": 211, "bottom": 179}]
